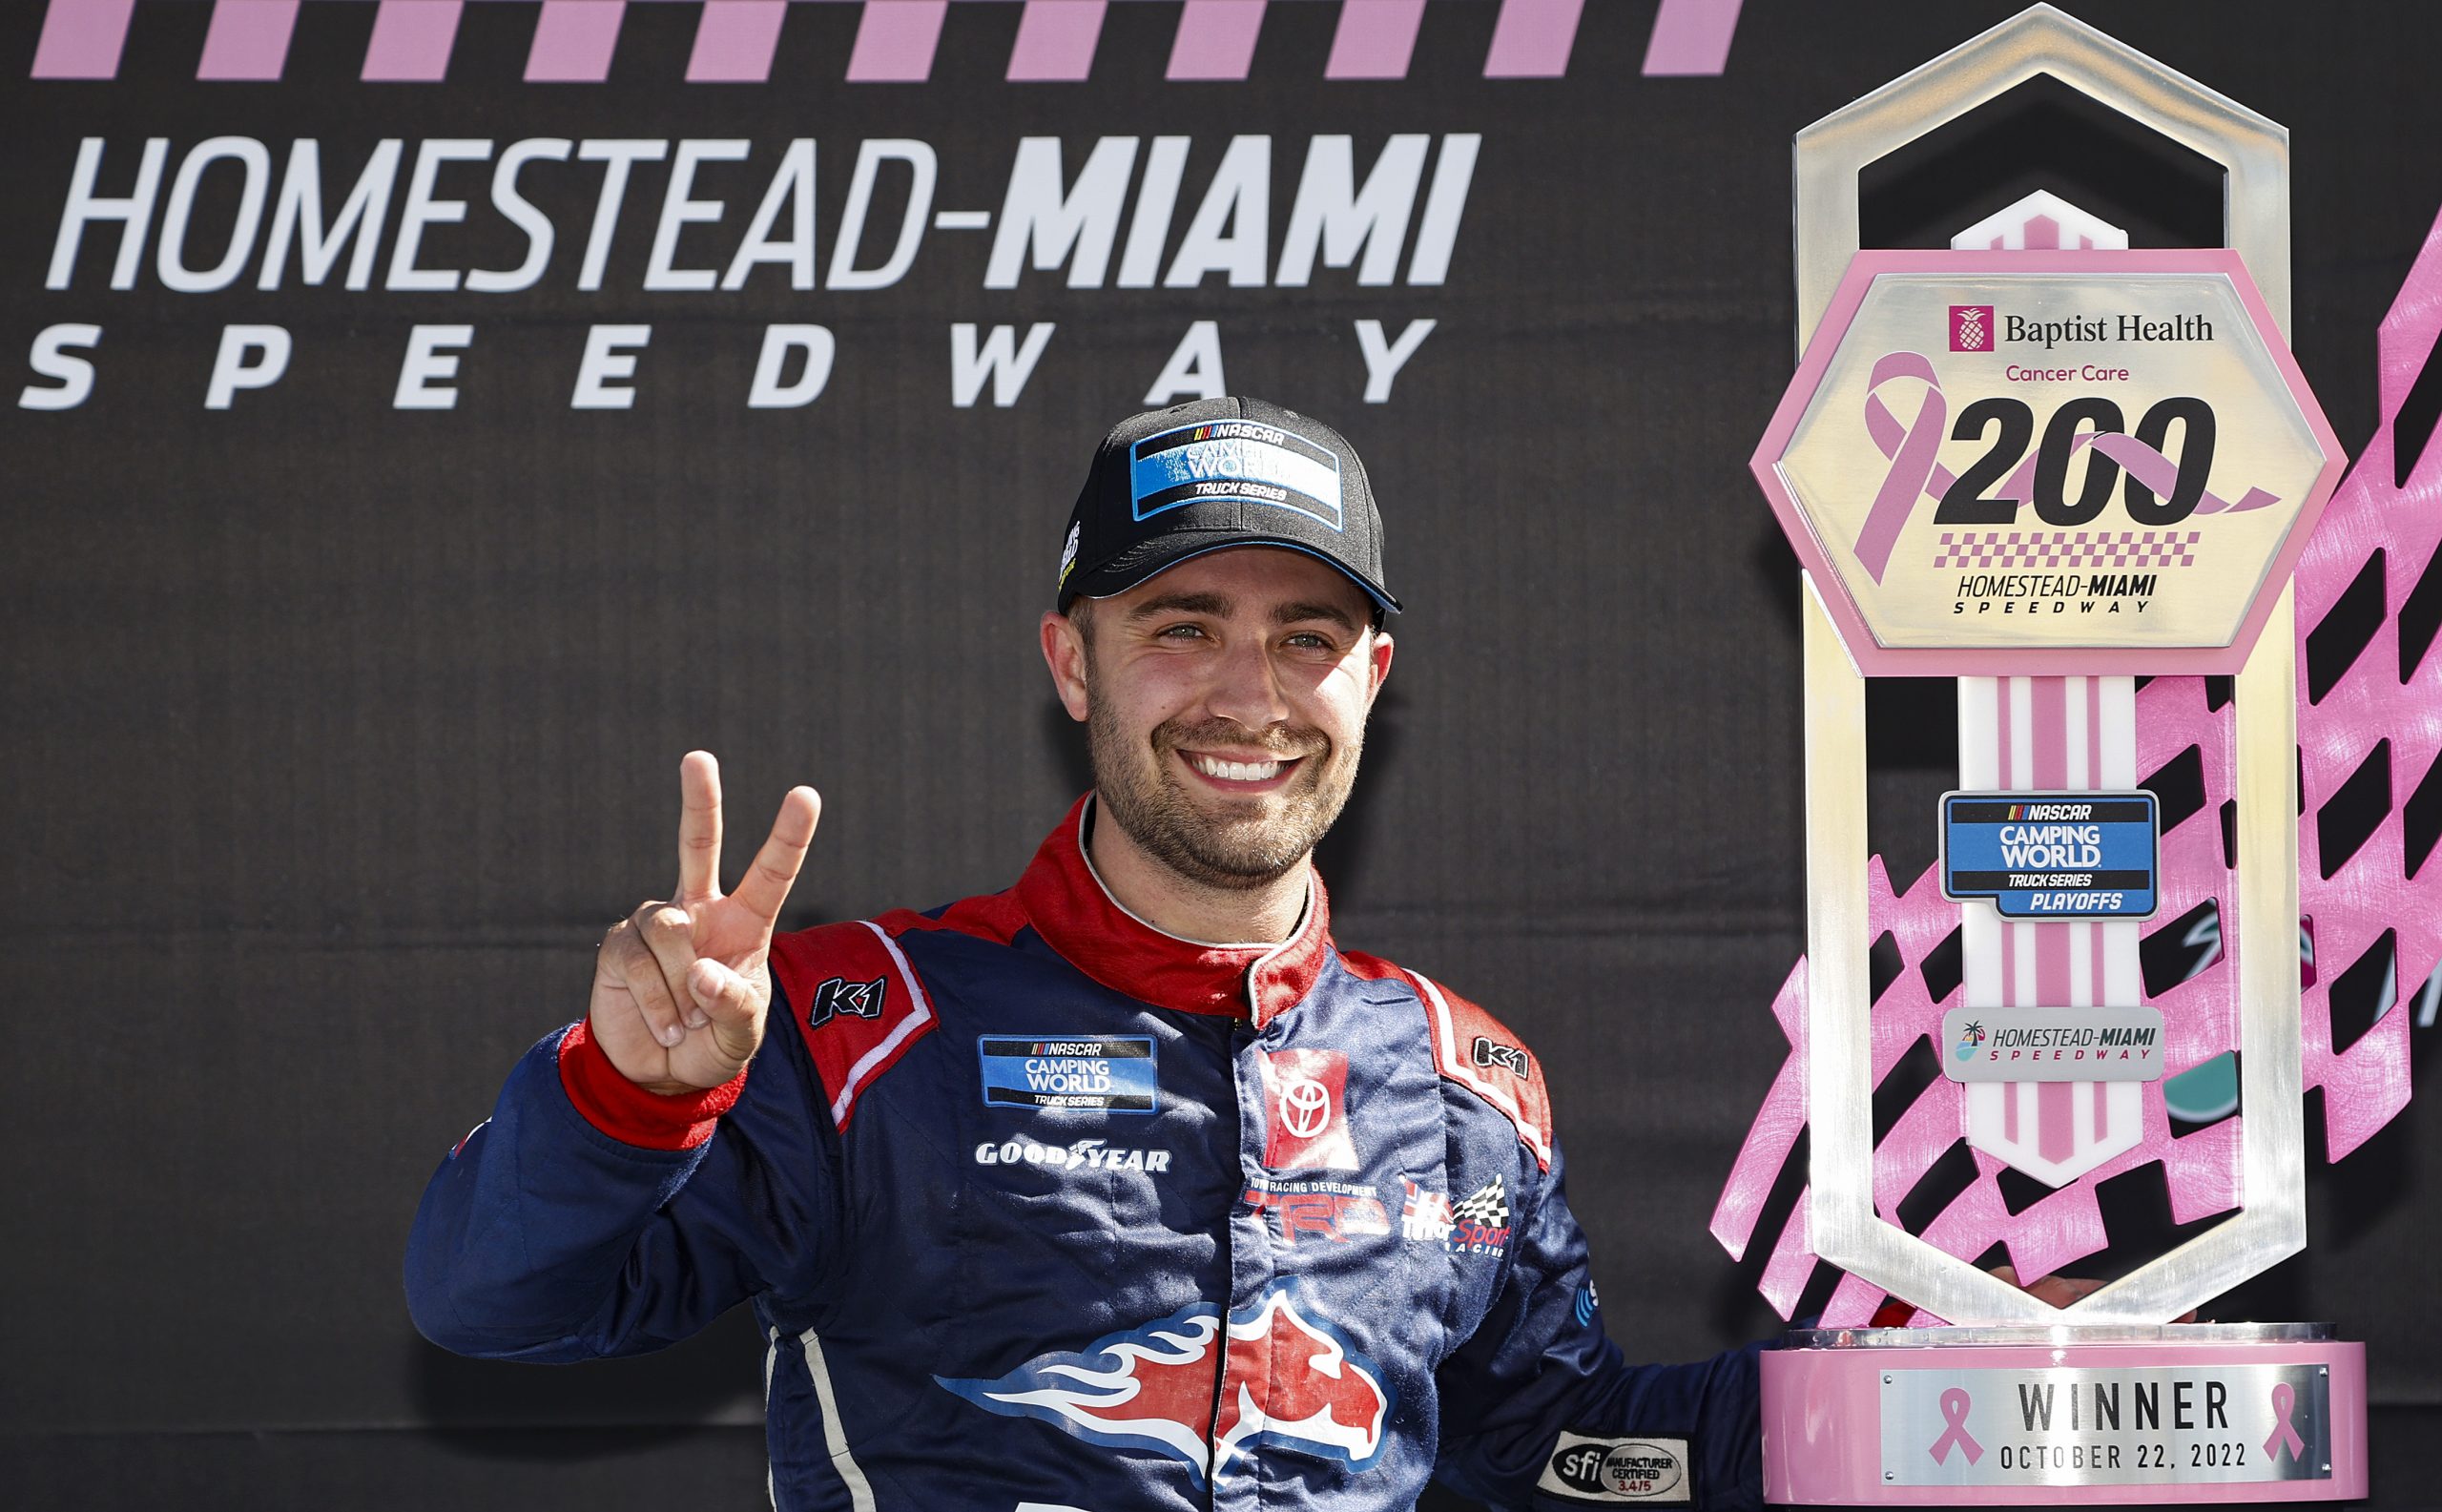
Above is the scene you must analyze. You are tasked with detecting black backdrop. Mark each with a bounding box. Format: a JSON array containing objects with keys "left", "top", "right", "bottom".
[{"left": 3, "top": 2, "right": 2435, "bottom": 1507}]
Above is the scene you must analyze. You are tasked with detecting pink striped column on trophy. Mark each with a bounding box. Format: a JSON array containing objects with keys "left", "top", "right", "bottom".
[
  {"left": 1953, "top": 194, "right": 2146, "bottom": 1187},
  {"left": 1957, "top": 674, "right": 2148, "bottom": 1183}
]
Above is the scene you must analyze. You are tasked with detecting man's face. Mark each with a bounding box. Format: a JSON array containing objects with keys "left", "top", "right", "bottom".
[{"left": 1042, "top": 547, "right": 1394, "bottom": 892}]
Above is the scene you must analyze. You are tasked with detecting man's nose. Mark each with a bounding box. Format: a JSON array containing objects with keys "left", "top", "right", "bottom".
[{"left": 1201, "top": 634, "right": 1292, "bottom": 731}]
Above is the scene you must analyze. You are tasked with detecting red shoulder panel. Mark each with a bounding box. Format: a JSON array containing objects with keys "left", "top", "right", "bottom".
[
  {"left": 892, "top": 891, "right": 1027, "bottom": 945},
  {"left": 1342, "top": 950, "right": 1554, "bottom": 1170},
  {"left": 769, "top": 917, "right": 939, "bottom": 1132}
]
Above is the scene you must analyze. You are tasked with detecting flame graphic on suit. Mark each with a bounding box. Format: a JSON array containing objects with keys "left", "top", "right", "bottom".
[{"left": 936, "top": 1285, "right": 1392, "bottom": 1484}]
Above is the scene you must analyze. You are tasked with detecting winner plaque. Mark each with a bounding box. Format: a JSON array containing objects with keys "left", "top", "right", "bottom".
[{"left": 1715, "top": 7, "right": 2409, "bottom": 1503}]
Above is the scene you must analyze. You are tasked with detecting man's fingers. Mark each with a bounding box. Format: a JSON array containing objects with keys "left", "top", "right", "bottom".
[
  {"left": 688, "top": 958, "right": 759, "bottom": 1025},
  {"left": 676, "top": 751, "right": 724, "bottom": 903},
  {"left": 635, "top": 902, "right": 708, "bottom": 1031},
  {"left": 606, "top": 919, "right": 690, "bottom": 1049},
  {"left": 730, "top": 786, "right": 820, "bottom": 928},
  {"left": 1982, "top": 1264, "right": 2114, "bottom": 1313},
  {"left": 2022, "top": 1272, "right": 2106, "bottom": 1309}
]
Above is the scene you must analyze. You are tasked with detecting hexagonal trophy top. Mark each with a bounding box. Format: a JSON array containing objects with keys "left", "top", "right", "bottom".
[{"left": 1750, "top": 248, "right": 2344, "bottom": 678}]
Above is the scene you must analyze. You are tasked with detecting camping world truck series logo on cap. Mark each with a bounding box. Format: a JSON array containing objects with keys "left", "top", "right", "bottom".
[
  {"left": 1129, "top": 422, "right": 1345, "bottom": 532},
  {"left": 935, "top": 1287, "right": 1392, "bottom": 1484}
]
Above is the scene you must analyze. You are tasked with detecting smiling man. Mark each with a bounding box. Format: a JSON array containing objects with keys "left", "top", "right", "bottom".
[{"left": 405, "top": 397, "right": 1767, "bottom": 1511}]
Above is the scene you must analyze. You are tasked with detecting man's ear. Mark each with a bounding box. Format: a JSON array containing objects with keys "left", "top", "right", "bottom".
[
  {"left": 1363, "top": 629, "right": 1394, "bottom": 711},
  {"left": 1041, "top": 610, "right": 1092, "bottom": 722}
]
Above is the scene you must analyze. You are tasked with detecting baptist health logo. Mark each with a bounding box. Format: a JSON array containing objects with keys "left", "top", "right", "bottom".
[{"left": 1950, "top": 305, "right": 1997, "bottom": 352}]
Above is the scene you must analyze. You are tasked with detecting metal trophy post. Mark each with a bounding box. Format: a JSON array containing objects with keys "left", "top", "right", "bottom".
[{"left": 1741, "top": 7, "right": 2367, "bottom": 1503}]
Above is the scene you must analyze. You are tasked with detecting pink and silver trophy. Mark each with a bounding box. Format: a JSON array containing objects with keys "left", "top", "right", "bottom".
[{"left": 1716, "top": 5, "right": 2428, "bottom": 1503}]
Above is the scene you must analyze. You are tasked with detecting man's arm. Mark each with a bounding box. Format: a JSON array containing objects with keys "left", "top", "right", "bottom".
[
  {"left": 403, "top": 1003, "right": 844, "bottom": 1357},
  {"left": 1431, "top": 1144, "right": 1764, "bottom": 1512},
  {"left": 402, "top": 753, "right": 835, "bottom": 1358}
]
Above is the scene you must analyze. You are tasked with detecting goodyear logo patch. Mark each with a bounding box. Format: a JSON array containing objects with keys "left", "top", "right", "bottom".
[
  {"left": 979, "top": 1036, "right": 1158, "bottom": 1113},
  {"left": 1129, "top": 421, "right": 1344, "bottom": 532}
]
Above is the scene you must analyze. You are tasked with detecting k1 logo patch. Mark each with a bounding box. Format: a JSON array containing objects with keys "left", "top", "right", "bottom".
[
  {"left": 806, "top": 975, "right": 885, "bottom": 1029},
  {"left": 1257, "top": 1048, "right": 1359, "bottom": 1171},
  {"left": 1538, "top": 1432, "right": 1691, "bottom": 1503},
  {"left": 1470, "top": 1035, "right": 1531, "bottom": 1076}
]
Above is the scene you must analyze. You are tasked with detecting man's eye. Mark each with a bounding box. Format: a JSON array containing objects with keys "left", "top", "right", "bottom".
[
  {"left": 1284, "top": 632, "right": 1336, "bottom": 651},
  {"left": 1157, "top": 623, "right": 1209, "bottom": 640}
]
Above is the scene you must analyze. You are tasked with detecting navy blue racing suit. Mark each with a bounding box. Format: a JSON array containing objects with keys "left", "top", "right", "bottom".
[{"left": 405, "top": 797, "right": 1763, "bottom": 1509}]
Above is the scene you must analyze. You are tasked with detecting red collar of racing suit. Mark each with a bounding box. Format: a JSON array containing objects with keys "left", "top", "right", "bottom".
[{"left": 1010, "top": 795, "right": 1333, "bottom": 1029}]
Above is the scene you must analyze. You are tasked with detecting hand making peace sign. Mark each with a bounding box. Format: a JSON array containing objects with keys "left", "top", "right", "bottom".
[{"left": 590, "top": 752, "right": 821, "bottom": 1094}]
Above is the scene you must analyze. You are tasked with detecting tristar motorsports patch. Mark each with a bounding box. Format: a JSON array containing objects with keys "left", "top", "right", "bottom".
[
  {"left": 977, "top": 1036, "right": 1158, "bottom": 1113},
  {"left": 1940, "top": 790, "right": 2159, "bottom": 919}
]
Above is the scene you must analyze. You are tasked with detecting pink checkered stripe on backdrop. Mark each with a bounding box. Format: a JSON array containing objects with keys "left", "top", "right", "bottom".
[{"left": 29, "top": 0, "right": 1746, "bottom": 84}]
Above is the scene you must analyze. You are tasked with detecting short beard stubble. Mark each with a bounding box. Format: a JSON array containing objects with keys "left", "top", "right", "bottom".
[{"left": 1076, "top": 612, "right": 1364, "bottom": 893}]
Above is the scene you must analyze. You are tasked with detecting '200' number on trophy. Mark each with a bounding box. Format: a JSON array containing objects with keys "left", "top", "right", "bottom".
[{"left": 1935, "top": 395, "right": 2216, "bottom": 528}]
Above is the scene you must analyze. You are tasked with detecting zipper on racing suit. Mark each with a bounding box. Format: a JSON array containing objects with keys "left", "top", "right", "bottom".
[{"left": 1206, "top": 1015, "right": 1252, "bottom": 1509}]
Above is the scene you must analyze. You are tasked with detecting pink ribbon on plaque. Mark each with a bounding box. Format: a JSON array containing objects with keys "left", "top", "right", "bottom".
[
  {"left": 1928, "top": 1386, "right": 1984, "bottom": 1465},
  {"left": 1855, "top": 353, "right": 1953, "bottom": 584},
  {"left": 2263, "top": 1382, "right": 2307, "bottom": 1462},
  {"left": 1853, "top": 352, "right": 2283, "bottom": 585}
]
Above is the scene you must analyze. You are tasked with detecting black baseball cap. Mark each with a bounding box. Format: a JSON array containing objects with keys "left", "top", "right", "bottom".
[{"left": 1055, "top": 397, "right": 1400, "bottom": 618}]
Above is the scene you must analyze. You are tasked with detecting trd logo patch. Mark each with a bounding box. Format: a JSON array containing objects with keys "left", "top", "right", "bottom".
[
  {"left": 1537, "top": 1432, "right": 1691, "bottom": 1503},
  {"left": 806, "top": 975, "right": 886, "bottom": 1029},
  {"left": 1243, "top": 1186, "right": 1391, "bottom": 1244},
  {"left": 1470, "top": 1035, "right": 1530, "bottom": 1076}
]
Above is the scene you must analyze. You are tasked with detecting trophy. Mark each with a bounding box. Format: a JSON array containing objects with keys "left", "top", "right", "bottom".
[{"left": 1712, "top": 6, "right": 2428, "bottom": 1502}]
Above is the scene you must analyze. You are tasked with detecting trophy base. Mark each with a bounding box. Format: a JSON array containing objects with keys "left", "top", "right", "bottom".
[{"left": 1759, "top": 1323, "right": 2366, "bottom": 1504}]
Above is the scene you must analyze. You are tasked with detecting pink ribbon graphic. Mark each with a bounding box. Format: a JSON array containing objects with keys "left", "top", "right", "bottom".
[
  {"left": 1928, "top": 1386, "right": 1984, "bottom": 1465},
  {"left": 2263, "top": 1382, "right": 2307, "bottom": 1462},
  {"left": 1857, "top": 353, "right": 1952, "bottom": 585},
  {"left": 1854, "top": 352, "right": 2283, "bottom": 585}
]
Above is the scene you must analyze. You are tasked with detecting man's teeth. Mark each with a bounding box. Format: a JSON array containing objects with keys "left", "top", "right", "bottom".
[{"left": 1190, "top": 754, "right": 1287, "bottom": 782}]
